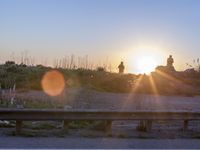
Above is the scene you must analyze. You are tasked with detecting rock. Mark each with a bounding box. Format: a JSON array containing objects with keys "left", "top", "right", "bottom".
[
  {"left": 0, "top": 120, "right": 9, "bottom": 124},
  {"left": 64, "top": 105, "right": 72, "bottom": 110},
  {"left": 16, "top": 104, "right": 24, "bottom": 109}
]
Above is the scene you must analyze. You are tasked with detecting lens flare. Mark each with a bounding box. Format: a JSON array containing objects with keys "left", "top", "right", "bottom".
[{"left": 41, "top": 70, "right": 65, "bottom": 96}]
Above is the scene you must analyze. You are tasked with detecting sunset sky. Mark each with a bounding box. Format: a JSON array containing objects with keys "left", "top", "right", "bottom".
[{"left": 0, "top": 0, "right": 200, "bottom": 73}]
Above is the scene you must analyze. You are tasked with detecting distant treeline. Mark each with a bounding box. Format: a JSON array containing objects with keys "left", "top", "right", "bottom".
[{"left": 5, "top": 52, "right": 114, "bottom": 72}]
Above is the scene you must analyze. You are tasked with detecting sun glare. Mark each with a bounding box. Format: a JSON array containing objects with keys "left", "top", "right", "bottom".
[
  {"left": 136, "top": 56, "right": 157, "bottom": 74},
  {"left": 41, "top": 70, "right": 65, "bottom": 96}
]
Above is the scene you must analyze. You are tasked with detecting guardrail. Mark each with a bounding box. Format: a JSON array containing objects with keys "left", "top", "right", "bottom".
[{"left": 0, "top": 109, "right": 200, "bottom": 134}]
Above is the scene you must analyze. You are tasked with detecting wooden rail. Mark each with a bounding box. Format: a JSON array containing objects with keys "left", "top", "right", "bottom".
[{"left": 0, "top": 109, "right": 200, "bottom": 134}]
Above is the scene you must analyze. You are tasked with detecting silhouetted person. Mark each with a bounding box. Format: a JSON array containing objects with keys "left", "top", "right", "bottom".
[
  {"left": 167, "top": 55, "right": 175, "bottom": 71},
  {"left": 167, "top": 55, "right": 174, "bottom": 67},
  {"left": 118, "top": 61, "right": 125, "bottom": 74}
]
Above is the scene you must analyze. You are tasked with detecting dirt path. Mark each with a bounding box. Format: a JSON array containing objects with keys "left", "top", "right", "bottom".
[{"left": 13, "top": 88, "right": 200, "bottom": 111}]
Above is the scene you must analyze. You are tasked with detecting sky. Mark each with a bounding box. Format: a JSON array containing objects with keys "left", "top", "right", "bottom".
[{"left": 0, "top": 0, "right": 200, "bottom": 73}]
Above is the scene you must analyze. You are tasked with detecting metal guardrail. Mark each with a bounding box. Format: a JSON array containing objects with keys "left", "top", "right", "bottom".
[
  {"left": 0, "top": 109, "right": 200, "bottom": 120},
  {"left": 0, "top": 109, "right": 200, "bottom": 134}
]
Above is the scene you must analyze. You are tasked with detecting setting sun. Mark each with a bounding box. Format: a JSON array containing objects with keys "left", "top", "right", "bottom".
[
  {"left": 136, "top": 56, "right": 157, "bottom": 74},
  {"left": 127, "top": 48, "right": 162, "bottom": 74}
]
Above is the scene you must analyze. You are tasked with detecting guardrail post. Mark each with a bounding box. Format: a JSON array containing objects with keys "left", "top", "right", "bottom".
[
  {"left": 105, "top": 120, "right": 112, "bottom": 134},
  {"left": 63, "top": 120, "right": 69, "bottom": 131},
  {"left": 16, "top": 120, "right": 22, "bottom": 135},
  {"left": 146, "top": 120, "right": 152, "bottom": 132},
  {"left": 183, "top": 120, "right": 188, "bottom": 131},
  {"left": 137, "top": 120, "right": 152, "bottom": 132}
]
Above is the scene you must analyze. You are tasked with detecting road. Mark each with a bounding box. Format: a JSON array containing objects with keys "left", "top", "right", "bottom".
[{"left": 0, "top": 137, "right": 200, "bottom": 149}]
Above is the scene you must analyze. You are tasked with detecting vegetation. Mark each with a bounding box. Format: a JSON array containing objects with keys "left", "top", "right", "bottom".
[
  {"left": 0, "top": 62, "right": 136, "bottom": 92},
  {"left": 0, "top": 60, "right": 200, "bottom": 97}
]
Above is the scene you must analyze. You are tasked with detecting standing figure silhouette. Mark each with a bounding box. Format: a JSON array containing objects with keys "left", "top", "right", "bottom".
[{"left": 118, "top": 61, "right": 125, "bottom": 74}]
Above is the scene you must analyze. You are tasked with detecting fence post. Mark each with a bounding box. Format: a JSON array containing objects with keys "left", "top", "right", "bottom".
[{"left": 16, "top": 120, "right": 22, "bottom": 135}]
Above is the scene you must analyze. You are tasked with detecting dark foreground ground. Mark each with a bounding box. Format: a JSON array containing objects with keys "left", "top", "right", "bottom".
[
  {"left": 1, "top": 88, "right": 200, "bottom": 149},
  {"left": 0, "top": 137, "right": 200, "bottom": 149}
]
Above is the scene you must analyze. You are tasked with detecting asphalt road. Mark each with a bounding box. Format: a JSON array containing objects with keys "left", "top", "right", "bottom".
[{"left": 0, "top": 137, "right": 200, "bottom": 149}]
